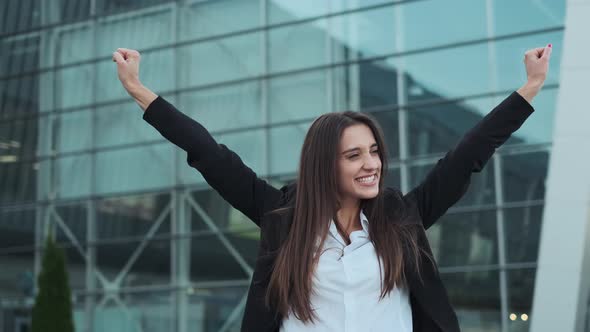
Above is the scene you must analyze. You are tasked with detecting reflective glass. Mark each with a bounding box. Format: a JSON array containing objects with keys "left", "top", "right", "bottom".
[
  {"left": 95, "top": 101, "right": 157, "bottom": 149},
  {"left": 55, "top": 202, "right": 89, "bottom": 246},
  {"left": 501, "top": 151, "right": 549, "bottom": 203},
  {"left": 428, "top": 209, "right": 498, "bottom": 267},
  {"left": 57, "top": 64, "right": 94, "bottom": 109},
  {"left": 96, "top": 143, "right": 174, "bottom": 194},
  {"left": 189, "top": 234, "right": 249, "bottom": 282},
  {"left": 402, "top": 0, "right": 487, "bottom": 51},
  {"left": 0, "top": 75, "right": 39, "bottom": 118},
  {"left": 186, "top": 285, "right": 249, "bottom": 331},
  {"left": 0, "top": 0, "right": 41, "bottom": 35},
  {"left": 269, "top": 70, "right": 328, "bottom": 124},
  {"left": 96, "top": 192, "right": 171, "bottom": 240},
  {"left": 93, "top": 290, "right": 174, "bottom": 332},
  {"left": 179, "top": 32, "right": 261, "bottom": 87},
  {"left": 494, "top": 0, "right": 565, "bottom": 36},
  {"left": 268, "top": 0, "right": 331, "bottom": 24},
  {"left": 95, "top": 238, "right": 171, "bottom": 287},
  {"left": 56, "top": 110, "right": 92, "bottom": 154},
  {"left": 269, "top": 19, "right": 328, "bottom": 73},
  {"left": 0, "top": 161, "right": 37, "bottom": 204},
  {"left": 0, "top": 117, "right": 39, "bottom": 160},
  {"left": 270, "top": 122, "right": 311, "bottom": 176},
  {"left": 507, "top": 268, "right": 536, "bottom": 332},
  {"left": 57, "top": 25, "right": 93, "bottom": 64},
  {"left": 504, "top": 205, "right": 544, "bottom": 264},
  {"left": 330, "top": 6, "right": 396, "bottom": 60},
  {"left": 181, "top": 0, "right": 260, "bottom": 39},
  {"left": 0, "top": 208, "right": 36, "bottom": 249},
  {"left": 178, "top": 82, "right": 263, "bottom": 132},
  {"left": 0, "top": 35, "right": 39, "bottom": 76},
  {"left": 359, "top": 60, "right": 398, "bottom": 109},
  {"left": 441, "top": 270, "right": 501, "bottom": 331},
  {"left": 190, "top": 189, "right": 258, "bottom": 232},
  {"left": 55, "top": 154, "right": 92, "bottom": 199},
  {"left": 0, "top": 250, "right": 35, "bottom": 299}
]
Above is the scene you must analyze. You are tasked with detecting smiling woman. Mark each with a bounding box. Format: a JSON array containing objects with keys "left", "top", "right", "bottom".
[{"left": 113, "top": 42, "right": 552, "bottom": 331}]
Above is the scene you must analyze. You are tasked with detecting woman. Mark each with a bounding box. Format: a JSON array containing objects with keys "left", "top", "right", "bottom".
[{"left": 113, "top": 44, "right": 552, "bottom": 332}]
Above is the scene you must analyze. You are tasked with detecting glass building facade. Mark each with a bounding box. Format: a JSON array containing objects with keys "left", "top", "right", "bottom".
[{"left": 0, "top": 0, "right": 582, "bottom": 331}]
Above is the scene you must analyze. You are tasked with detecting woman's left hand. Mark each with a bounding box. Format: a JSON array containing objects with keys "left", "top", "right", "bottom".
[{"left": 517, "top": 44, "right": 552, "bottom": 103}]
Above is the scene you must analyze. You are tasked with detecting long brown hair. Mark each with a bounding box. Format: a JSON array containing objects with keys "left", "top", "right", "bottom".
[{"left": 266, "top": 111, "right": 425, "bottom": 323}]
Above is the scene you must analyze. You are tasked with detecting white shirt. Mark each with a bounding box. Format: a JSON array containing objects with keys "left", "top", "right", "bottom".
[{"left": 280, "top": 211, "right": 413, "bottom": 332}]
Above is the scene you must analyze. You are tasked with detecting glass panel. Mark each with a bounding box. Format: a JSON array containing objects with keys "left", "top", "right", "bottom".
[
  {"left": 96, "top": 192, "right": 171, "bottom": 240},
  {"left": 502, "top": 151, "right": 549, "bottom": 203},
  {"left": 52, "top": 243, "right": 87, "bottom": 290},
  {"left": 95, "top": 238, "right": 171, "bottom": 287},
  {"left": 504, "top": 205, "right": 544, "bottom": 264},
  {"left": 57, "top": 25, "right": 93, "bottom": 64},
  {"left": 394, "top": 45, "right": 492, "bottom": 105},
  {"left": 428, "top": 210, "right": 498, "bottom": 267},
  {"left": 190, "top": 189, "right": 257, "bottom": 232},
  {"left": 0, "top": 35, "right": 39, "bottom": 76},
  {"left": 0, "top": 75, "right": 39, "bottom": 118},
  {"left": 187, "top": 285, "right": 249, "bottom": 331},
  {"left": 95, "top": 101, "right": 157, "bottom": 149},
  {"left": 56, "top": 110, "right": 92, "bottom": 154},
  {"left": 441, "top": 270, "right": 501, "bottom": 332},
  {"left": 177, "top": 81, "right": 263, "bottom": 132},
  {"left": 269, "top": 19, "right": 327, "bottom": 73},
  {"left": 409, "top": 161, "right": 496, "bottom": 208},
  {"left": 0, "top": 0, "right": 41, "bottom": 35},
  {"left": 403, "top": 0, "right": 487, "bottom": 51},
  {"left": 384, "top": 166, "right": 400, "bottom": 190},
  {"left": 0, "top": 208, "right": 36, "bottom": 249},
  {"left": 57, "top": 64, "right": 94, "bottom": 109},
  {"left": 268, "top": 0, "right": 331, "bottom": 24},
  {"left": 179, "top": 32, "right": 261, "bottom": 87},
  {"left": 0, "top": 117, "right": 39, "bottom": 160},
  {"left": 330, "top": 6, "right": 396, "bottom": 60},
  {"left": 270, "top": 122, "right": 311, "bottom": 176},
  {"left": 494, "top": 0, "right": 566, "bottom": 36},
  {"left": 182, "top": 0, "right": 260, "bottom": 39},
  {"left": 95, "top": 143, "right": 174, "bottom": 194},
  {"left": 98, "top": 0, "right": 173, "bottom": 14},
  {"left": 93, "top": 291, "right": 174, "bottom": 332},
  {"left": 0, "top": 250, "right": 35, "bottom": 299},
  {"left": 366, "top": 109, "right": 399, "bottom": 160},
  {"left": 225, "top": 229, "right": 260, "bottom": 266},
  {"left": 269, "top": 70, "right": 328, "bottom": 124},
  {"left": 359, "top": 60, "right": 398, "bottom": 109},
  {"left": 0, "top": 161, "right": 37, "bottom": 204},
  {"left": 189, "top": 234, "right": 250, "bottom": 282},
  {"left": 55, "top": 154, "right": 92, "bottom": 199},
  {"left": 55, "top": 202, "right": 88, "bottom": 246},
  {"left": 507, "top": 268, "right": 536, "bottom": 332},
  {"left": 96, "top": 6, "right": 173, "bottom": 53}
]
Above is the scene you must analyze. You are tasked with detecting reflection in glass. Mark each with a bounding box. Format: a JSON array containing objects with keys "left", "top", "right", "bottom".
[
  {"left": 182, "top": 0, "right": 260, "bottom": 39},
  {"left": 441, "top": 270, "right": 501, "bottom": 331},
  {"left": 269, "top": 70, "right": 327, "bottom": 124},
  {"left": 269, "top": 19, "right": 327, "bottom": 73},
  {"left": 507, "top": 268, "right": 536, "bottom": 332},
  {"left": 501, "top": 151, "right": 549, "bottom": 203},
  {"left": 428, "top": 210, "right": 497, "bottom": 267},
  {"left": 0, "top": 209, "right": 36, "bottom": 249},
  {"left": 270, "top": 123, "right": 311, "bottom": 176},
  {"left": 504, "top": 205, "right": 544, "bottom": 264}
]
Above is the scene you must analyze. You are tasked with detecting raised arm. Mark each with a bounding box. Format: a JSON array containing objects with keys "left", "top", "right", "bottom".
[
  {"left": 404, "top": 44, "right": 552, "bottom": 229},
  {"left": 113, "top": 48, "right": 282, "bottom": 227}
]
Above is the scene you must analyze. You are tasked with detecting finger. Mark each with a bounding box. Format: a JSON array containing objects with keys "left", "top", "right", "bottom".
[
  {"left": 112, "top": 51, "right": 125, "bottom": 64},
  {"left": 116, "top": 48, "right": 140, "bottom": 60},
  {"left": 542, "top": 44, "right": 552, "bottom": 60}
]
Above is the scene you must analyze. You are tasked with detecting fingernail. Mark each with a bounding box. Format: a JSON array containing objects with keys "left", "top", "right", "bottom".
[{"left": 548, "top": 44, "right": 552, "bottom": 48}]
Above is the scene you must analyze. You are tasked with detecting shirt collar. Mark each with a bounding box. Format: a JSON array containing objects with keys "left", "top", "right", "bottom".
[{"left": 328, "top": 210, "right": 370, "bottom": 237}]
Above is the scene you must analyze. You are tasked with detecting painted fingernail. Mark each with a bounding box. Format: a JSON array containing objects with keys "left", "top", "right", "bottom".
[{"left": 548, "top": 44, "right": 552, "bottom": 48}]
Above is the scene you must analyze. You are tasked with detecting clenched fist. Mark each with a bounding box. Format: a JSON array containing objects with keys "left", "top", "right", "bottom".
[
  {"left": 517, "top": 44, "right": 552, "bottom": 103},
  {"left": 112, "top": 48, "right": 157, "bottom": 111}
]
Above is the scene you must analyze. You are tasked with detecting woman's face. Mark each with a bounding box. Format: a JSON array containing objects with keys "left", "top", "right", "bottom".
[{"left": 337, "top": 124, "right": 382, "bottom": 205}]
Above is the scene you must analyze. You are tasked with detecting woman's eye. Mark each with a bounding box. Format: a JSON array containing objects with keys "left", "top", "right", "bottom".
[
  {"left": 371, "top": 150, "right": 379, "bottom": 154},
  {"left": 348, "top": 154, "right": 359, "bottom": 159}
]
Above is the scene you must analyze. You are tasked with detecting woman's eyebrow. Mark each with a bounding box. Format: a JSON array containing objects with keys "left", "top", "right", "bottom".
[{"left": 341, "top": 143, "right": 378, "bottom": 154}]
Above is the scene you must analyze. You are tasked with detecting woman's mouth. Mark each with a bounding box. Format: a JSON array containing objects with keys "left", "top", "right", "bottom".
[{"left": 355, "top": 174, "right": 378, "bottom": 186}]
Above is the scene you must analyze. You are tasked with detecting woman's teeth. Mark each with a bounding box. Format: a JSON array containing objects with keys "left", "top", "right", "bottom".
[{"left": 356, "top": 175, "right": 376, "bottom": 183}]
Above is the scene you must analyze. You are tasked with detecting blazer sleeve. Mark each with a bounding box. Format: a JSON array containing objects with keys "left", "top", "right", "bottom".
[
  {"left": 142, "top": 96, "right": 283, "bottom": 227},
  {"left": 403, "top": 91, "right": 535, "bottom": 229}
]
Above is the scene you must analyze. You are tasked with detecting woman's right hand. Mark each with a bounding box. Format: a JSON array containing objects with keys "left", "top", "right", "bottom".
[
  {"left": 112, "top": 48, "right": 142, "bottom": 93},
  {"left": 112, "top": 48, "right": 157, "bottom": 111}
]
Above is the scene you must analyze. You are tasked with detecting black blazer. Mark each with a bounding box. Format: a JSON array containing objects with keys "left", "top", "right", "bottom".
[{"left": 143, "top": 92, "right": 534, "bottom": 332}]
